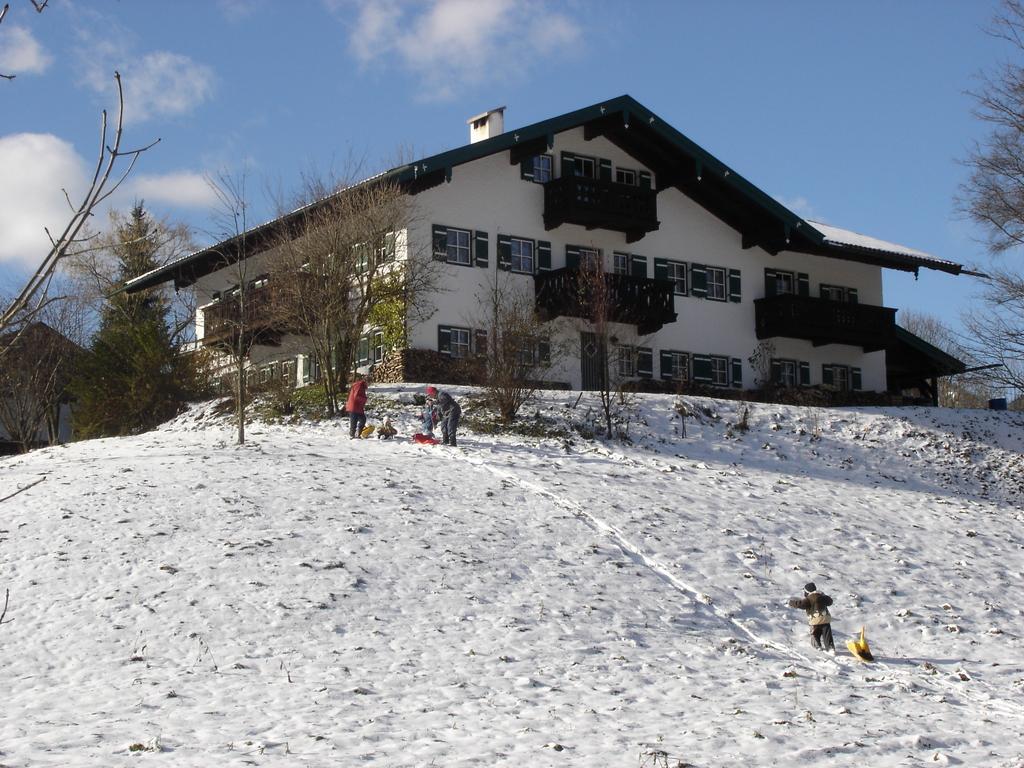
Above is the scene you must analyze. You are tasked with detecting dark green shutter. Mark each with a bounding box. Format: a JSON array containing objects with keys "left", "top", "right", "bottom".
[
  {"left": 692, "top": 354, "right": 712, "bottom": 383},
  {"left": 497, "top": 234, "right": 512, "bottom": 271},
  {"left": 358, "top": 336, "right": 370, "bottom": 364},
  {"left": 728, "top": 268, "right": 742, "bottom": 302},
  {"left": 799, "top": 361, "right": 811, "bottom": 387},
  {"left": 847, "top": 288, "right": 858, "bottom": 304},
  {"left": 822, "top": 364, "right": 834, "bottom": 388},
  {"left": 537, "top": 240, "right": 551, "bottom": 271},
  {"left": 432, "top": 224, "right": 448, "bottom": 261},
  {"left": 852, "top": 367, "right": 863, "bottom": 390},
  {"left": 537, "top": 341, "right": 551, "bottom": 365},
  {"left": 631, "top": 255, "right": 647, "bottom": 278},
  {"left": 797, "top": 273, "right": 810, "bottom": 297},
  {"left": 520, "top": 158, "right": 535, "bottom": 181},
  {"left": 475, "top": 230, "right": 489, "bottom": 268},
  {"left": 730, "top": 358, "right": 742, "bottom": 388},
  {"left": 438, "top": 326, "right": 451, "bottom": 356},
  {"left": 565, "top": 244, "right": 581, "bottom": 269},
  {"left": 638, "top": 170, "right": 652, "bottom": 189},
  {"left": 691, "top": 264, "right": 708, "bottom": 298},
  {"left": 764, "top": 268, "right": 778, "bottom": 298},
  {"left": 819, "top": 284, "right": 832, "bottom": 299},
  {"left": 653, "top": 258, "right": 668, "bottom": 281},
  {"left": 660, "top": 350, "right": 675, "bottom": 380},
  {"left": 598, "top": 158, "right": 612, "bottom": 182},
  {"left": 561, "top": 151, "right": 575, "bottom": 178},
  {"left": 771, "top": 359, "right": 782, "bottom": 384},
  {"left": 475, "top": 329, "right": 488, "bottom": 357},
  {"left": 637, "top": 347, "right": 653, "bottom": 379}
]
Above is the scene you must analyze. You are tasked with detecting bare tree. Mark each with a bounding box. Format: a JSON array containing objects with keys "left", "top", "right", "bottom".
[
  {"left": 270, "top": 173, "right": 437, "bottom": 414},
  {"left": 0, "top": 68, "right": 159, "bottom": 357},
  {"left": 957, "top": 0, "right": 1024, "bottom": 394},
  {"left": 0, "top": 305, "right": 83, "bottom": 451},
  {"left": 472, "top": 272, "right": 557, "bottom": 423},
  {"left": 0, "top": 0, "right": 49, "bottom": 81}
]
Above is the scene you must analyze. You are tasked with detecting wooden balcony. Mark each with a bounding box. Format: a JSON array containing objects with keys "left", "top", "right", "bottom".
[
  {"left": 201, "top": 284, "right": 285, "bottom": 347},
  {"left": 535, "top": 267, "right": 677, "bottom": 335},
  {"left": 754, "top": 294, "right": 896, "bottom": 352},
  {"left": 543, "top": 176, "right": 659, "bottom": 243}
]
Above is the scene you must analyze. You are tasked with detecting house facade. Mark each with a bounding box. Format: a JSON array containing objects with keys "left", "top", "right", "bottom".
[{"left": 125, "top": 96, "right": 971, "bottom": 399}]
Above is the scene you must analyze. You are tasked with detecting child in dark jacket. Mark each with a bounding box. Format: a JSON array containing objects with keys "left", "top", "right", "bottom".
[
  {"left": 788, "top": 582, "right": 835, "bottom": 651},
  {"left": 432, "top": 387, "right": 461, "bottom": 446}
]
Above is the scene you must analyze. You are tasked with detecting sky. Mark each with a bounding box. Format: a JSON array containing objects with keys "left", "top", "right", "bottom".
[{"left": 0, "top": 0, "right": 1014, "bottom": 334}]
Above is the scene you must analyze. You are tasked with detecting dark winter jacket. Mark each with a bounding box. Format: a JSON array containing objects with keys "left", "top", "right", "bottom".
[
  {"left": 437, "top": 391, "right": 461, "bottom": 419},
  {"left": 788, "top": 591, "right": 833, "bottom": 625},
  {"left": 345, "top": 380, "right": 368, "bottom": 414}
]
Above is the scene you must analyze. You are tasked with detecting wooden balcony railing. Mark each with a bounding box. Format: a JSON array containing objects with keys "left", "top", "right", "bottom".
[
  {"left": 754, "top": 294, "right": 896, "bottom": 352},
  {"left": 201, "top": 284, "right": 285, "bottom": 346},
  {"left": 535, "top": 267, "right": 677, "bottom": 335},
  {"left": 543, "top": 176, "right": 659, "bottom": 242}
]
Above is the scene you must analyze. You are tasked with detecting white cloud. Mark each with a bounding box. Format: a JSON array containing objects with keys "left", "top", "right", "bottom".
[
  {"left": 0, "top": 133, "right": 88, "bottom": 268},
  {"left": 0, "top": 25, "right": 53, "bottom": 75},
  {"left": 126, "top": 171, "right": 220, "bottom": 209},
  {"left": 81, "top": 43, "right": 215, "bottom": 124},
  {"left": 342, "top": 0, "right": 582, "bottom": 100}
]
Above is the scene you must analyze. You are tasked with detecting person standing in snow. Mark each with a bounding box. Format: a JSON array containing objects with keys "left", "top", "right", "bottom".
[
  {"left": 434, "top": 387, "right": 461, "bottom": 446},
  {"left": 788, "top": 582, "right": 835, "bottom": 652},
  {"left": 346, "top": 375, "right": 368, "bottom": 439},
  {"left": 422, "top": 386, "right": 440, "bottom": 437}
]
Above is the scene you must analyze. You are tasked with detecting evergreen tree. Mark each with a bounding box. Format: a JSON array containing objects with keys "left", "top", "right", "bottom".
[{"left": 72, "top": 204, "right": 199, "bottom": 437}]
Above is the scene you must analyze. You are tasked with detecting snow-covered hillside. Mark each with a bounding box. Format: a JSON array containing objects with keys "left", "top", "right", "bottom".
[{"left": 2, "top": 388, "right": 1023, "bottom": 767}]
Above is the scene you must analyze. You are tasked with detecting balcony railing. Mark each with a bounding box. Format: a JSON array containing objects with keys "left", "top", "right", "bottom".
[
  {"left": 201, "top": 284, "right": 285, "bottom": 346},
  {"left": 754, "top": 294, "right": 896, "bottom": 352},
  {"left": 535, "top": 267, "right": 677, "bottom": 335},
  {"left": 543, "top": 176, "right": 659, "bottom": 242}
]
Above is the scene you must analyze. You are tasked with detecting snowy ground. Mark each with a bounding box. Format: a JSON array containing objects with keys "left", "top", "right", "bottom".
[{"left": 1, "top": 387, "right": 1023, "bottom": 767}]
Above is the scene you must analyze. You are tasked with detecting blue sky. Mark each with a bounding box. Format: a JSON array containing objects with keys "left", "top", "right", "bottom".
[{"left": 0, "top": 0, "right": 1011, "bottom": 332}]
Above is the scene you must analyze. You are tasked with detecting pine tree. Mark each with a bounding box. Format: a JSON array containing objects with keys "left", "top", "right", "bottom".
[{"left": 72, "top": 204, "right": 199, "bottom": 437}]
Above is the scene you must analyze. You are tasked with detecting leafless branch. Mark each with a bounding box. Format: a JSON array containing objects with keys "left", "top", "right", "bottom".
[
  {"left": 0, "top": 476, "right": 45, "bottom": 504},
  {"left": 0, "top": 588, "right": 9, "bottom": 627}
]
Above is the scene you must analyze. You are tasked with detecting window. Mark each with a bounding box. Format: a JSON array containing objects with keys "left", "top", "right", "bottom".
[
  {"left": 372, "top": 331, "right": 385, "bottom": 363},
  {"left": 820, "top": 284, "right": 858, "bottom": 303},
  {"left": 578, "top": 247, "right": 600, "bottom": 270},
  {"left": 833, "top": 365, "right": 850, "bottom": 391},
  {"left": 573, "top": 155, "right": 596, "bottom": 178},
  {"left": 533, "top": 154, "right": 552, "bottom": 183},
  {"left": 617, "top": 345, "right": 636, "bottom": 378},
  {"left": 510, "top": 238, "right": 534, "bottom": 273},
  {"left": 377, "top": 232, "right": 397, "bottom": 264},
  {"left": 710, "top": 356, "right": 729, "bottom": 387},
  {"left": 707, "top": 266, "right": 727, "bottom": 301},
  {"left": 776, "top": 359, "right": 797, "bottom": 388},
  {"left": 446, "top": 228, "right": 471, "bottom": 265},
  {"left": 282, "top": 360, "right": 295, "bottom": 383},
  {"left": 669, "top": 352, "right": 689, "bottom": 382},
  {"left": 667, "top": 261, "right": 688, "bottom": 295},
  {"left": 613, "top": 252, "right": 630, "bottom": 275},
  {"left": 775, "top": 271, "right": 795, "bottom": 295},
  {"left": 615, "top": 168, "right": 637, "bottom": 185},
  {"left": 450, "top": 328, "right": 471, "bottom": 358}
]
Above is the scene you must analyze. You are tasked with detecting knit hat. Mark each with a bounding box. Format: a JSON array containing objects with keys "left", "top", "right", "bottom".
[
  {"left": 426, "top": 385, "right": 438, "bottom": 397},
  {"left": 804, "top": 582, "right": 817, "bottom": 593}
]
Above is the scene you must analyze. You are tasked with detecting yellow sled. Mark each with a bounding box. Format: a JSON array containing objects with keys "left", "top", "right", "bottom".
[
  {"left": 359, "top": 425, "right": 376, "bottom": 439},
  {"left": 846, "top": 626, "right": 874, "bottom": 662}
]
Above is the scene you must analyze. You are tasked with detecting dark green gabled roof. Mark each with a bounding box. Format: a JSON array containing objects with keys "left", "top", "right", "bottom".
[{"left": 124, "top": 95, "right": 966, "bottom": 293}]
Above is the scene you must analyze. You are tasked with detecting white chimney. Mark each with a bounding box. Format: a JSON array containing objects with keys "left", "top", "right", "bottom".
[{"left": 467, "top": 106, "right": 505, "bottom": 143}]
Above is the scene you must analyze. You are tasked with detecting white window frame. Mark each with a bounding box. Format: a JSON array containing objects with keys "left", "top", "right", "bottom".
[
  {"left": 710, "top": 356, "right": 729, "bottom": 387},
  {"left": 615, "top": 167, "right": 637, "bottom": 185},
  {"left": 533, "top": 154, "right": 552, "bottom": 183},
  {"left": 449, "top": 327, "right": 471, "bottom": 359},
  {"left": 617, "top": 345, "right": 636, "bottom": 378},
  {"left": 510, "top": 237, "right": 535, "bottom": 274},
  {"left": 778, "top": 359, "right": 797, "bottom": 388},
  {"left": 821, "top": 284, "right": 851, "bottom": 302},
  {"left": 833, "top": 365, "right": 850, "bottom": 391},
  {"left": 670, "top": 351, "right": 689, "bottom": 382},
  {"left": 446, "top": 228, "right": 471, "bottom": 266},
  {"left": 667, "top": 261, "right": 688, "bottom": 295},
  {"left": 707, "top": 266, "right": 727, "bottom": 301},
  {"left": 377, "top": 232, "right": 397, "bottom": 264},
  {"left": 578, "top": 247, "right": 600, "bottom": 271},
  {"left": 775, "top": 270, "right": 796, "bottom": 295},
  {"left": 613, "top": 252, "right": 630, "bottom": 275},
  {"left": 573, "top": 155, "right": 597, "bottom": 179},
  {"left": 372, "top": 331, "right": 385, "bottom": 363}
]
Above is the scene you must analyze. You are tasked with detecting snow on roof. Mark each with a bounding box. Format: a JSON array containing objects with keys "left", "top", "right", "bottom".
[{"left": 808, "top": 220, "right": 959, "bottom": 269}]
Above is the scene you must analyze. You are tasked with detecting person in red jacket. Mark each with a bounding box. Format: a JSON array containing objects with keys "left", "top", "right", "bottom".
[{"left": 345, "top": 375, "right": 368, "bottom": 438}]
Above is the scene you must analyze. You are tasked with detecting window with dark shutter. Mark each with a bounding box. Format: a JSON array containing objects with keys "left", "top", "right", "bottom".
[
  {"left": 797, "top": 273, "right": 810, "bottom": 297},
  {"left": 728, "top": 269, "right": 742, "bottom": 303},
  {"left": 432, "top": 224, "right": 448, "bottom": 261},
  {"left": 799, "top": 361, "right": 811, "bottom": 387},
  {"left": 638, "top": 170, "right": 652, "bottom": 189},
  {"left": 560, "top": 151, "right": 575, "bottom": 178},
  {"left": 852, "top": 367, "right": 863, "bottom": 390},
  {"left": 565, "top": 244, "right": 581, "bottom": 270},
  {"left": 537, "top": 240, "right": 552, "bottom": 271},
  {"left": 690, "top": 264, "right": 708, "bottom": 298},
  {"left": 847, "top": 288, "right": 858, "bottom": 304},
  {"left": 692, "top": 354, "right": 712, "bottom": 383},
  {"left": 537, "top": 340, "right": 551, "bottom": 365},
  {"left": 475, "top": 329, "right": 489, "bottom": 357},
  {"left": 475, "top": 231, "right": 489, "bottom": 268},
  {"left": 631, "top": 255, "right": 648, "bottom": 278},
  {"left": 822, "top": 364, "right": 835, "bottom": 388},
  {"left": 637, "top": 347, "right": 653, "bottom": 379},
  {"left": 731, "top": 358, "right": 742, "bottom": 388},
  {"left": 497, "top": 234, "right": 512, "bottom": 271},
  {"left": 598, "top": 158, "right": 612, "bottom": 182},
  {"left": 438, "top": 326, "right": 452, "bottom": 356}
]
